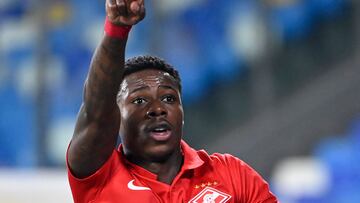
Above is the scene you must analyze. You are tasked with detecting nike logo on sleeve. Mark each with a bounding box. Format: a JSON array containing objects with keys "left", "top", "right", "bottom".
[{"left": 127, "top": 179, "right": 151, "bottom": 191}]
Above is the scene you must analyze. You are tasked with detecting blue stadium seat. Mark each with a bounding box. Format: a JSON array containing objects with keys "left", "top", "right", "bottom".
[
  {"left": 306, "top": 0, "right": 349, "bottom": 19},
  {"left": 268, "top": 0, "right": 314, "bottom": 41},
  {"left": 0, "top": 88, "right": 36, "bottom": 167},
  {"left": 313, "top": 134, "right": 360, "bottom": 202}
]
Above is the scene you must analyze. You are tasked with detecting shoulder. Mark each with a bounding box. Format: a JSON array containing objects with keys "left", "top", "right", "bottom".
[
  {"left": 196, "top": 150, "right": 278, "bottom": 202},
  {"left": 196, "top": 150, "right": 268, "bottom": 187},
  {"left": 197, "top": 150, "right": 252, "bottom": 171},
  {"left": 182, "top": 141, "right": 263, "bottom": 180},
  {"left": 67, "top": 149, "right": 125, "bottom": 203}
]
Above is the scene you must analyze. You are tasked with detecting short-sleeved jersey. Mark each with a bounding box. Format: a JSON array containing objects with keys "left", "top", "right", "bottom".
[{"left": 67, "top": 140, "right": 278, "bottom": 203}]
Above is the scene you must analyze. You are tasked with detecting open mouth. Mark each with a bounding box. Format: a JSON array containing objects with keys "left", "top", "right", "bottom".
[
  {"left": 148, "top": 123, "right": 172, "bottom": 141},
  {"left": 152, "top": 127, "right": 168, "bottom": 133}
]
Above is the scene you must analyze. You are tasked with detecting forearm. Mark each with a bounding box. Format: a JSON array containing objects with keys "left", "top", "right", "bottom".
[
  {"left": 79, "top": 35, "right": 128, "bottom": 152},
  {"left": 84, "top": 35, "right": 127, "bottom": 120}
]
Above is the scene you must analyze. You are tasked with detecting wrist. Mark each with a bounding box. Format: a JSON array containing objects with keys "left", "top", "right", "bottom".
[{"left": 104, "top": 17, "right": 132, "bottom": 39}]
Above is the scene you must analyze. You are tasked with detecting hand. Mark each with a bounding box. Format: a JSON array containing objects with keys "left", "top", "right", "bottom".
[{"left": 106, "top": 0, "right": 145, "bottom": 26}]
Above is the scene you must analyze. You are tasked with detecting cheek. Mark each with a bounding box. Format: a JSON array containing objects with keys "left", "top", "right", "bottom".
[
  {"left": 119, "top": 101, "right": 135, "bottom": 121},
  {"left": 119, "top": 104, "right": 130, "bottom": 133},
  {"left": 170, "top": 105, "right": 184, "bottom": 126},
  {"left": 120, "top": 105, "right": 144, "bottom": 130},
  {"left": 120, "top": 106, "right": 129, "bottom": 120},
  {"left": 179, "top": 107, "right": 184, "bottom": 122}
]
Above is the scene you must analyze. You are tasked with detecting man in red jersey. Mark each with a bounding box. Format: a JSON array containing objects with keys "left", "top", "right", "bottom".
[{"left": 67, "top": 0, "right": 278, "bottom": 202}]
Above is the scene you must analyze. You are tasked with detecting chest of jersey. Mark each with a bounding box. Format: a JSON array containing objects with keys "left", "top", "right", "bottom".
[{"left": 95, "top": 166, "right": 235, "bottom": 203}]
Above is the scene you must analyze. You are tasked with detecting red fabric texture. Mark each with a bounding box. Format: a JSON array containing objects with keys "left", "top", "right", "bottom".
[{"left": 67, "top": 140, "right": 278, "bottom": 203}]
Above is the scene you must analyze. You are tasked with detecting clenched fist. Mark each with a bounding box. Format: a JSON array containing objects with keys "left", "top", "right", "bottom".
[{"left": 106, "top": 0, "right": 145, "bottom": 26}]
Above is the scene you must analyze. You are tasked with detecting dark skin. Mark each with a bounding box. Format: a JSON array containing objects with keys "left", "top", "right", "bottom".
[
  {"left": 67, "top": 0, "right": 184, "bottom": 184},
  {"left": 118, "top": 69, "right": 184, "bottom": 183}
]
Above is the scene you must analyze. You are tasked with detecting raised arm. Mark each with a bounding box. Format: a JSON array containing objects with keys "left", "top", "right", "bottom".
[{"left": 67, "top": 0, "right": 145, "bottom": 178}]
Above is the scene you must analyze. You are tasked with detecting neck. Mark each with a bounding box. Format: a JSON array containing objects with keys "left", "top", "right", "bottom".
[{"left": 126, "top": 149, "right": 183, "bottom": 185}]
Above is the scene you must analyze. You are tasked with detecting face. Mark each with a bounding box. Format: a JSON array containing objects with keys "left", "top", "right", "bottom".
[{"left": 118, "top": 69, "right": 184, "bottom": 162}]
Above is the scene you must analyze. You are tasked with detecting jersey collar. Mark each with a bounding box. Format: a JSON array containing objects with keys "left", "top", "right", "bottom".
[
  {"left": 117, "top": 140, "right": 204, "bottom": 179},
  {"left": 180, "top": 140, "right": 204, "bottom": 170}
]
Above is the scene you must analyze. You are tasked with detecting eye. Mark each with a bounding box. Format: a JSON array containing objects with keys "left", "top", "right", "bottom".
[
  {"left": 132, "top": 97, "right": 147, "bottom": 104},
  {"left": 162, "top": 95, "right": 176, "bottom": 103}
]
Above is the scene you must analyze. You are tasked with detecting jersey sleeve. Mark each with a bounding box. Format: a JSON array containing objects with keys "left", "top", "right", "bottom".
[
  {"left": 222, "top": 154, "right": 278, "bottom": 203},
  {"left": 66, "top": 148, "right": 118, "bottom": 203}
]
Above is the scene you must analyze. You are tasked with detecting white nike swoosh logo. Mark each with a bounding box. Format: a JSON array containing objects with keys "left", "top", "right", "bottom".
[{"left": 127, "top": 179, "right": 151, "bottom": 191}]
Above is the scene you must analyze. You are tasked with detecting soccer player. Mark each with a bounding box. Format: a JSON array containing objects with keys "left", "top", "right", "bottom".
[{"left": 67, "top": 0, "right": 278, "bottom": 202}]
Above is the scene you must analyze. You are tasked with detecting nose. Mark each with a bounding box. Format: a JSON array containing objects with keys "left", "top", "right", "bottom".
[{"left": 146, "top": 101, "right": 167, "bottom": 118}]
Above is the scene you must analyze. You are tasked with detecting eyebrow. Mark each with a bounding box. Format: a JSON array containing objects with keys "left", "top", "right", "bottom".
[
  {"left": 159, "top": 85, "right": 177, "bottom": 91},
  {"left": 129, "top": 86, "right": 149, "bottom": 94}
]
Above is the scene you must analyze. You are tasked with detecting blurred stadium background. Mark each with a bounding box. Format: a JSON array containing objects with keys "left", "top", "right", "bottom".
[{"left": 1, "top": 0, "right": 360, "bottom": 202}]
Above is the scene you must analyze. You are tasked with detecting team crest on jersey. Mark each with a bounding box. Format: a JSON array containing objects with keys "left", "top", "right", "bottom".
[{"left": 189, "top": 187, "right": 231, "bottom": 203}]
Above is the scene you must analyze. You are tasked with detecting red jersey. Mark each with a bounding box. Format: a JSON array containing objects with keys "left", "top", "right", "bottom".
[{"left": 67, "top": 141, "right": 278, "bottom": 203}]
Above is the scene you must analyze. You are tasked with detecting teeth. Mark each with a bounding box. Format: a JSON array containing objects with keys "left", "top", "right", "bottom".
[{"left": 153, "top": 128, "right": 166, "bottom": 132}]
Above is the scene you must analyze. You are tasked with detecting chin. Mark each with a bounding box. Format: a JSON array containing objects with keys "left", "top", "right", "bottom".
[{"left": 145, "top": 144, "right": 179, "bottom": 162}]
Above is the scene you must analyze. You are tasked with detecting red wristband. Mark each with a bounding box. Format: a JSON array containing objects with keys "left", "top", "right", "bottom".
[{"left": 104, "top": 17, "right": 132, "bottom": 39}]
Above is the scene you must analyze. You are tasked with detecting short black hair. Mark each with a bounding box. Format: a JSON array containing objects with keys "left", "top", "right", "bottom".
[{"left": 122, "top": 55, "right": 182, "bottom": 93}]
